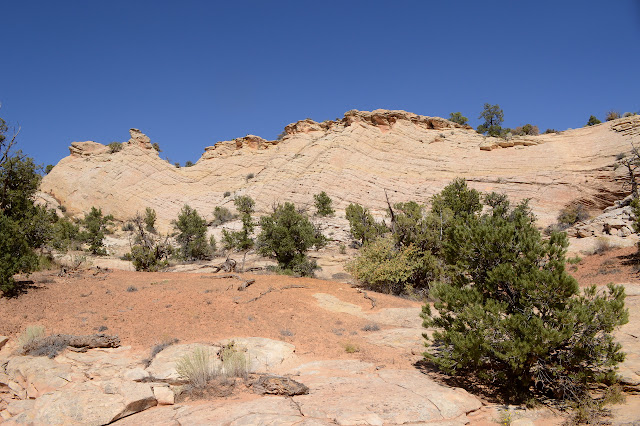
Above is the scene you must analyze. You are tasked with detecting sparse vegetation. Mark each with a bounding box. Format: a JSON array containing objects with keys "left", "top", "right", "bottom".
[
  {"left": 345, "top": 203, "right": 386, "bottom": 247},
  {"left": 126, "top": 285, "right": 138, "bottom": 292},
  {"left": 343, "top": 342, "right": 360, "bottom": 353},
  {"left": 586, "top": 115, "right": 601, "bottom": 126},
  {"left": 448, "top": 112, "right": 468, "bottom": 126},
  {"left": 144, "top": 207, "right": 157, "bottom": 233},
  {"left": 79, "top": 207, "right": 114, "bottom": 255},
  {"left": 606, "top": 110, "right": 621, "bottom": 121},
  {"left": 185, "top": 160, "right": 194, "bottom": 167},
  {"left": 212, "top": 206, "right": 236, "bottom": 225},
  {"left": 246, "top": 172, "right": 255, "bottom": 180},
  {"left": 314, "top": 191, "right": 335, "bottom": 217},
  {"left": 257, "top": 202, "right": 326, "bottom": 276},
  {"left": 16, "top": 325, "right": 46, "bottom": 351},
  {"left": 557, "top": 203, "right": 589, "bottom": 228},
  {"left": 173, "top": 205, "right": 210, "bottom": 260},
  {"left": 477, "top": 103, "right": 504, "bottom": 137},
  {"left": 567, "top": 255, "right": 582, "bottom": 265},
  {"left": 152, "top": 142, "right": 161, "bottom": 152},
  {"left": 45, "top": 164, "right": 54, "bottom": 174},
  {"left": 222, "top": 196, "right": 255, "bottom": 252},
  {"left": 107, "top": 142, "right": 123, "bottom": 153},
  {"left": 361, "top": 323, "right": 380, "bottom": 332},
  {"left": 512, "top": 124, "right": 539, "bottom": 136}
]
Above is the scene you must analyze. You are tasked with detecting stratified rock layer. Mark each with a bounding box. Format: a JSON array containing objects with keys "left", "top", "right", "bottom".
[{"left": 40, "top": 110, "right": 640, "bottom": 230}]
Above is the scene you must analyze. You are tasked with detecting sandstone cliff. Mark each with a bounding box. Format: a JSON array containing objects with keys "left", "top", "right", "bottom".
[{"left": 40, "top": 110, "right": 640, "bottom": 230}]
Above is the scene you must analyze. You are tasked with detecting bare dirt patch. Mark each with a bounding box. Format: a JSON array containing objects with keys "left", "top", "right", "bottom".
[{"left": 0, "top": 269, "right": 422, "bottom": 368}]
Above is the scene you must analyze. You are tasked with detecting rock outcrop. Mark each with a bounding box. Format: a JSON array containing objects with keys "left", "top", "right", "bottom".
[{"left": 40, "top": 111, "right": 640, "bottom": 231}]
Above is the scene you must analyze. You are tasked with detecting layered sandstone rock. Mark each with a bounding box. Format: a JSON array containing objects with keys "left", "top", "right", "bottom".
[{"left": 40, "top": 111, "right": 640, "bottom": 231}]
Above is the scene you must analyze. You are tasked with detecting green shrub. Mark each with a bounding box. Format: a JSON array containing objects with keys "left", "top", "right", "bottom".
[
  {"left": 257, "top": 202, "right": 326, "bottom": 276},
  {"left": 212, "top": 206, "right": 235, "bottom": 225},
  {"left": 423, "top": 188, "right": 628, "bottom": 404},
  {"left": 448, "top": 112, "right": 468, "bottom": 126},
  {"left": 172, "top": 205, "right": 209, "bottom": 260},
  {"left": 586, "top": 115, "right": 601, "bottom": 126},
  {"left": 512, "top": 124, "right": 539, "bottom": 136},
  {"left": 557, "top": 204, "right": 589, "bottom": 228},
  {"left": 0, "top": 134, "right": 49, "bottom": 293},
  {"left": 314, "top": 191, "right": 335, "bottom": 217},
  {"left": 209, "top": 235, "right": 217, "bottom": 255},
  {"left": 107, "top": 142, "right": 123, "bottom": 153},
  {"left": 544, "top": 128, "right": 558, "bottom": 134},
  {"left": 222, "top": 196, "right": 255, "bottom": 251},
  {"left": 345, "top": 203, "right": 387, "bottom": 247},
  {"left": 143, "top": 207, "right": 157, "bottom": 233},
  {"left": 185, "top": 161, "right": 194, "bottom": 167},
  {"left": 223, "top": 191, "right": 231, "bottom": 198},
  {"left": 347, "top": 236, "right": 427, "bottom": 295},
  {"left": 51, "top": 217, "right": 81, "bottom": 251},
  {"left": 125, "top": 212, "right": 172, "bottom": 271},
  {"left": 45, "top": 164, "right": 54, "bottom": 174},
  {"left": 152, "top": 142, "right": 161, "bottom": 152},
  {"left": 79, "top": 207, "right": 114, "bottom": 255}
]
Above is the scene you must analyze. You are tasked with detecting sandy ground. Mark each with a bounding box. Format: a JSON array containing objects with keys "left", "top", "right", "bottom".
[{"left": 0, "top": 269, "right": 422, "bottom": 368}]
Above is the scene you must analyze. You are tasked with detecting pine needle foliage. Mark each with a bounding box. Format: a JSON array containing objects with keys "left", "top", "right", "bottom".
[{"left": 423, "top": 184, "right": 628, "bottom": 403}]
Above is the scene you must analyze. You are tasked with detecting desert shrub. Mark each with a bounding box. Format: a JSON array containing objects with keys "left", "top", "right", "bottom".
[
  {"left": 606, "top": 110, "right": 621, "bottom": 121},
  {"left": 343, "top": 343, "right": 360, "bottom": 353},
  {"left": 185, "top": 160, "right": 194, "bottom": 167},
  {"left": 174, "top": 162, "right": 180, "bottom": 168},
  {"left": 209, "top": 235, "right": 217, "bottom": 254},
  {"left": 51, "top": 216, "right": 80, "bottom": 251},
  {"left": 544, "top": 128, "right": 558, "bottom": 134},
  {"left": 347, "top": 236, "right": 432, "bottom": 295},
  {"left": 219, "top": 342, "right": 249, "bottom": 379},
  {"left": 623, "top": 112, "right": 637, "bottom": 117},
  {"left": 176, "top": 347, "right": 218, "bottom": 389},
  {"left": 144, "top": 207, "right": 157, "bottom": 233},
  {"left": 223, "top": 191, "right": 231, "bottom": 198},
  {"left": 126, "top": 285, "right": 137, "bottom": 292},
  {"left": 17, "top": 325, "right": 46, "bottom": 351},
  {"left": 423, "top": 189, "right": 628, "bottom": 404},
  {"left": 246, "top": 172, "right": 255, "bottom": 180},
  {"left": 257, "top": 202, "right": 326, "bottom": 276},
  {"left": 593, "top": 237, "right": 613, "bottom": 255},
  {"left": 313, "top": 191, "right": 335, "bottom": 217},
  {"left": 557, "top": 204, "right": 589, "bottom": 228},
  {"left": 345, "top": 203, "right": 387, "bottom": 247},
  {"left": 448, "top": 112, "right": 468, "bottom": 126},
  {"left": 222, "top": 196, "right": 255, "bottom": 251},
  {"left": 361, "top": 323, "right": 380, "bottom": 332},
  {"left": 45, "top": 164, "right": 54, "bottom": 174},
  {"left": 567, "top": 255, "right": 582, "bottom": 265},
  {"left": 107, "top": 142, "right": 123, "bottom": 153},
  {"left": 212, "top": 206, "right": 235, "bottom": 225},
  {"left": 586, "top": 115, "right": 601, "bottom": 126},
  {"left": 122, "top": 222, "right": 135, "bottom": 232},
  {"left": 172, "top": 205, "right": 209, "bottom": 260},
  {"left": 512, "top": 124, "right": 539, "bottom": 136},
  {"left": 339, "top": 243, "right": 346, "bottom": 254},
  {"left": 125, "top": 212, "right": 172, "bottom": 271},
  {"left": 79, "top": 207, "right": 114, "bottom": 255},
  {"left": 152, "top": 142, "right": 161, "bottom": 152}
]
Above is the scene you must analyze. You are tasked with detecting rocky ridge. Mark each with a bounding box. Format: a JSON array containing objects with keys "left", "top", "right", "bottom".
[{"left": 39, "top": 110, "right": 640, "bottom": 232}]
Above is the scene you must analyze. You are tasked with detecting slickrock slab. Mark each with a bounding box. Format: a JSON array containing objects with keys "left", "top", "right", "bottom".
[{"left": 39, "top": 112, "right": 640, "bottom": 231}]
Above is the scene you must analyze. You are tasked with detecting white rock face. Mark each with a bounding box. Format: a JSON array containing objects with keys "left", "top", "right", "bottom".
[{"left": 39, "top": 111, "right": 640, "bottom": 231}]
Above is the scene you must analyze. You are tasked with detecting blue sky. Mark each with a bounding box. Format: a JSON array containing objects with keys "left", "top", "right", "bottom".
[{"left": 1, "top": 0, "right": 639, "bottom": 167}]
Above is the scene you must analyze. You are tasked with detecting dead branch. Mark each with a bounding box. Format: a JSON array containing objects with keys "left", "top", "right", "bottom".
[
  {"left": 234, "top": 284, "right": 308, "bottom": 304},
  {"left": 357, "top": 288, "right": 377, "bottom": 309},
  {"left": 21, "top": 333, "right": 121, "bottom": 357},
  {"left": 202, "top": 273, "right": 254, "bottom": 291}
]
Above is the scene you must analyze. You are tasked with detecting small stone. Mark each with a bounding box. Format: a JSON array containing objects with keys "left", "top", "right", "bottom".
[
  {"left": 153, "top": 386, "right": 175, "bottom": 405},
  {"left": 124, "top": 368, "right": 150, "bottom": 382}
]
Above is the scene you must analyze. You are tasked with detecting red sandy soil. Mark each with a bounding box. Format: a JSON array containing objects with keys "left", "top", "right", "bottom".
[
  {"left": 0, "top": 270, "right": 422, "bottom": 367},
  {"left": 569, "top": 246, "right": 640, "bottom": 287}
]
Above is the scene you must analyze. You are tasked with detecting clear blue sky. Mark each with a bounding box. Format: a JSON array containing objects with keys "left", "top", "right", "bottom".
[{"left": 1, "top": 0, "right": 639, "bottom": 167}]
